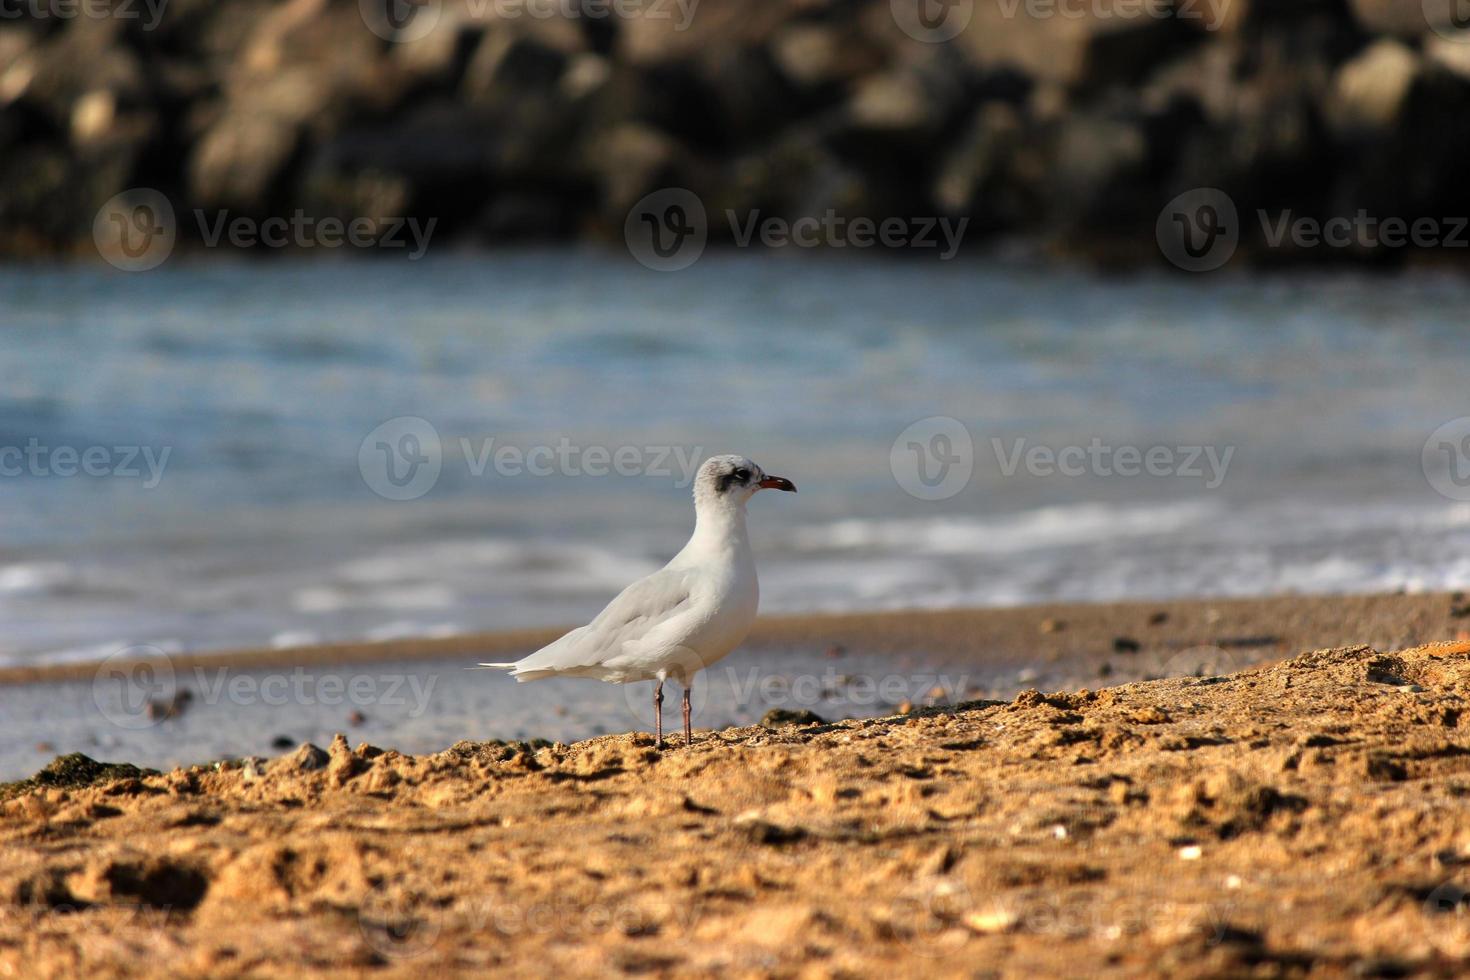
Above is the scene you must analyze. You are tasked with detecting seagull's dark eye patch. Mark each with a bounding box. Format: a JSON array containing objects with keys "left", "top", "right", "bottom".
[{"left": 716, "top": 467, "right": 752, "bottom": 493}]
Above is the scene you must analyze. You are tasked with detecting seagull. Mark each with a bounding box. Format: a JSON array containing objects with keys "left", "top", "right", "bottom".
[{"left": 474, "top": 454, "right": 796, "bottom": 748}]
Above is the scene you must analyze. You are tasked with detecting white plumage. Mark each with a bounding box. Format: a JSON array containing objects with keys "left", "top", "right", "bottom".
[{"left": 474, "top": 454, "right": 795, "bottom": 746}]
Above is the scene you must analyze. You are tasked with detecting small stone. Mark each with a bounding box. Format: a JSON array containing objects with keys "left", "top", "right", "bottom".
[
  {"left": 277, "top": 742, "right": 329, "bottom": 773},
  {"left": 759, "top": 709, "right": 826, "bottom": 728},
  {"left": 825, "top": 645, "right": 845, "bottom": 659},
  {"left": 917, "top": 845, "right": 958, "bottom": 877},
  {"left": 1364, "top": 754, "right": 1407, "bottom": 782},
  {"left": 1113, "top": 637, "right": 1142, "bottom": 654},
  {"left": 347, "top": 710, "right": 367, "bottom": 726},
  {"left": 241, "top": 757, "right": 267, "bottom": 781},
  {"left": 270, "top": 735, "right": 294, "bottom": 750},
  {"left": 1148, "top": 611, "right": 1169, "bottom": 626},
  {"left": 964, "top": 907, "right": 1018, "bottom": 934},
  {"left": 1039, "top": 618, "right": 1064, "bottom": 634},
  {"left": 1179, "top": 845, "right": 1203, "bottom": 861}
]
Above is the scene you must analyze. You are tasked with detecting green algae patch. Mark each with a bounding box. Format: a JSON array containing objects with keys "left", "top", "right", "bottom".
[{"left": 0, "top": 753, "right": 158, "bottom": 802}]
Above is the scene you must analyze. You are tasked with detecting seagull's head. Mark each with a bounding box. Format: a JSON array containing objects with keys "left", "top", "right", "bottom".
[{"left": 693, "top": 454, "right": 796, "bottom": 511}]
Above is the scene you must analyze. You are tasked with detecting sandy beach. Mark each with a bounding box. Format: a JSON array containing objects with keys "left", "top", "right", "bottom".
[
  {"left": 3, "top": 594, "right": 1470, "bottom": 976},
  {"left": 2, "top": 591, "right": 1468, "bottom": 780}
]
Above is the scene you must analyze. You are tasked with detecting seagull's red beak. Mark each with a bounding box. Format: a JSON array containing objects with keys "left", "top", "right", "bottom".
[{"left": 757, "top": 475, "right": 796, "bottom": 492}]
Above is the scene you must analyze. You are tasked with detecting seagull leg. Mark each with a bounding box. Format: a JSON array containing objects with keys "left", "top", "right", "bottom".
[
  {"left": 653, "top": 680, "right": 664, "bottom": 750},
  {"left": 682, "top": 681, "right": 692, "bottom": 747}
]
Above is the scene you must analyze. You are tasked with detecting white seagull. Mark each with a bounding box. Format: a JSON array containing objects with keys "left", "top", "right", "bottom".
[{"left": 474, "top": 454, "right": 796, "bottom": 748}]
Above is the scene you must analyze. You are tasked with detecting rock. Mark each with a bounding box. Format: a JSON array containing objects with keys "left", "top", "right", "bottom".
[
  {"left": 1113, "top": 637, "right": 1142, "bottom": 654},
  {"left": 347, "top": 710, "right": 366, "bottom": 726},
  {"left": 1078, "top": 18, "right": 1198, "bottom": 90},
  {"left": 964, "top": 906, "right": 1018, "bottom": 934},
  {"left": 269, "top": 736, "right": 294, "bottom": 750},
  {"left": 1348, "top": 0, "right": 1439, "bottom": 35},
  {"left": 276, "top": 742, "right": 329, "bottom": 773},
  {"left": 933, "top": 101, "right": 1025, "bottom": 217},
  {"left": 584, "top": 121, "right": 685, "bottom": 218},
  {"left": 733, "top": 811, "right": 806, "bottom": 845},
  {"left": 1364, "top": 754, "right": 1407, "bottom": 782},
  {"left": 760, "top": 709, "right": 826, "bottom": 728},
  {"left": 770, "top": 22, "right": 881, "bottom": 90},
  {"left": 147, "top": 689, "right": 193, "bottom": 722},
  {"left": 189, "top": 69, "right": 325, "bottom": 210},
  {"left": 1327, "top": 39, "right": 1420, "bottom": 137}
]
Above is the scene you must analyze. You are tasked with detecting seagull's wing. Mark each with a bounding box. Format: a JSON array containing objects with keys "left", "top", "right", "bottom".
[{"left": 488, "top": 566, "right": 702, "bottom": 681}]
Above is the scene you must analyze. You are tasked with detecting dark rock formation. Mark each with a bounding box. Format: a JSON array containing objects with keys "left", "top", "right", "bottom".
[{"left": 0, "top": 0, "right": 1467, "bottom": 266}]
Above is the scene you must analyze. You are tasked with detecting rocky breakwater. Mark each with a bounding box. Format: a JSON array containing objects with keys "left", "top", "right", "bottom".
[{"left": 1, "top": 0, "right": 1468, "bottom": 266}]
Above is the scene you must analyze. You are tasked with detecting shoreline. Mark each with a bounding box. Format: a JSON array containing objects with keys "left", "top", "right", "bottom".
[{"left": 3, "top": 590, "right": 1465, "bottom": 687}]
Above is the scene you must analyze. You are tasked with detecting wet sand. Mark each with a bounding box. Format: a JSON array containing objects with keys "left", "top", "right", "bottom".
[{"left": 1, "top": 590, "right": 1463, "bottom": 686}]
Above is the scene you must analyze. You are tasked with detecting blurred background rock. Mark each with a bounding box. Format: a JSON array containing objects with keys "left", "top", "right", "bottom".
[{"left": 2, "top": 0, "right": 1469, "bottom": 265}]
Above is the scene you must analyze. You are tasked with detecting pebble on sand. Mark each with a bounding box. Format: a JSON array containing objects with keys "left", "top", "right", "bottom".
[{"left": 965, "top": 907, "right": 1019, "bottom": 934}]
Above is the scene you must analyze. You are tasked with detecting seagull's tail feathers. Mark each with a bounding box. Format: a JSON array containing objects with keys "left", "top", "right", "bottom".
[{"left": 472, "top": 662, "right": 519, "bottom": 670}]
